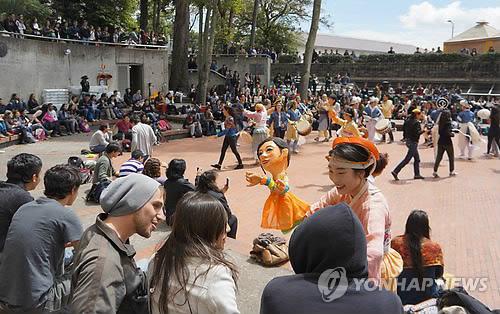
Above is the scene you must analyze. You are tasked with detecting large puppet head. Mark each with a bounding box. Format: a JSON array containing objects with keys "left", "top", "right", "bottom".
[{"left": 256, "top": 137, "right": 290, "bottom": 175}]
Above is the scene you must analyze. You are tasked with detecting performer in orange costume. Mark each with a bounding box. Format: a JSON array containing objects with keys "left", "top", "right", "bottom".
[{"left": 245, "top": 137, "right": 309, "bottom": 232}]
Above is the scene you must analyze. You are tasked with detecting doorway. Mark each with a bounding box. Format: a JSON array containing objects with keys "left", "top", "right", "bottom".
[{"left": 129, "top": 65, "right": 143, "bottom": 95}]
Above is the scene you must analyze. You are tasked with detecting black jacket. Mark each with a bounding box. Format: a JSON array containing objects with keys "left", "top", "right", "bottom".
[
  {"left": 403, "top": 117, "right": 422, "bottom": 143},
  {"left": 260, "top": 203, "right": 403, "bottom": 314},
  {"left": 163, "top": 177, "right": 195, "bottom": 218},
  {"left": 438, "top": 121, "right": 454, "bottom": 146}
]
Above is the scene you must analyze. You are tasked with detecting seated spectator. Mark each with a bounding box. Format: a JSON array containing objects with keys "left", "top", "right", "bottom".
[
  {"left": 108, "top": 94, "right": 123, "bottom": 118},
  {"left": 6, "top": 94, "right": 26, "bottom": 112},
  {"left": 183, "top": 111, "right": 202, "bottom": 138},
  {"left": 196, "top": 170, "right": 238, "bottom": 239},
  {"left": 261, "top": 203, "right": 403, "bottom": 314},
  {"left": 0, "top": 153, "right": 42, "bottom": 255},
  {"left": 98, "top": 93, "right": 116, "bottom": 120},
  {"left": 124, "top": 88, "right": 134, "bottom": 107},
  {"left": 0, "top": 165, "right": 82, "bottom": 313},
  {"left": 148, "top": 192, "right": 239, "bottom": 314},
  {"left": 71, "top": 174, "right": 164, "bottom": 313},
  {"left": 132, "top": 90, "right": 143, "bottom": 104},
  {"left": 143, "top": 158, "right": 166, "bottom": 184},
  {"left": 89, "top": 124, "right": 111, "bottom": 154},
  {"left": 0, "top": 115, "right": 8, "bottom": 137},
  {"left": 93, "top": 142, "right": 121, "bottom": 184},
  {"left": 113, "top": 115, "right": 133, "bottom": 140},
  {"left": 118, "top": 149, "right": 145, "bottom": 177},
  {"left": 0, "top": 98, "right": 6, "bottom": 114},
  {"left": 27, "top": 93, "right": 41, "bottom": 114},
  {"left": 40, "top": 103, "right": 63, "bottom": 136},
  {"left": 163, "top": 159, "right": 195, "bottom": 225},
  {"left": 391, "top": 210, "right": 444, "bottom": 305},
  {"left": 58, "top": 103, "right": 79, "bottom": 134}
]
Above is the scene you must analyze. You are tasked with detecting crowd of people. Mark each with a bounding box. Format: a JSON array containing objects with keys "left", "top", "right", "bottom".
[{"left": 1, "top": 13, "right": 168, "bottom": 46}]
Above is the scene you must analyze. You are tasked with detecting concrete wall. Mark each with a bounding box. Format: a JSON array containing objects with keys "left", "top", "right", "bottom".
[
  {"left": 0, "top": 36, "right": 169, "bottom": 101},
  {"left": 213, "top": 55, "right": 271, "bottom": 87}
]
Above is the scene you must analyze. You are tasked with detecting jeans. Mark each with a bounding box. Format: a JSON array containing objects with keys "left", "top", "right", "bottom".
[
  {"left": 433, "top": 143, "right": 454, "bottom": 173},
  {"left": 218, "top": 135, "right": 242, "bottom": 165},
  {"left": 393, "top": 140, "right": 421, "bottom": 176}
]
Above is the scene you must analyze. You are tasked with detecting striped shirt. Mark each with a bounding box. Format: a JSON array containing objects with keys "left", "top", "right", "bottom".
[{"left": 118, "top": 159, "right": 144, "bottom": 177}]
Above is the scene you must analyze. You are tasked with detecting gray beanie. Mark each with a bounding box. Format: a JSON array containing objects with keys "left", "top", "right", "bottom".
[{"left": 100, "top": 173, "right": 161, "bottom": 216}]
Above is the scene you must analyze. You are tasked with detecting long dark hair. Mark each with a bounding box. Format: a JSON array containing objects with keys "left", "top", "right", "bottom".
[
  {"left": 438, "top": 110, "right": 451, "bottom": 128},
  {"left": 196, "top": 170, "right": 221, "bottom": 193},
  {"left": 150, "top": 192, "right": 238, "bottom": 313},
  {"left": 166, "top": 159, "right": 186, "bottom": 180},
  {"left": 404, "top": 210, "right": 431, "bottom": 282}
]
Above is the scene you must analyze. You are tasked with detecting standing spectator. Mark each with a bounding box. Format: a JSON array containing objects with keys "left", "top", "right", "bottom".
[
  {"left": 0, "top": 165, "right": 82, "bottom": 313},
  {"left": 80, "top": 75, "right": 90, "bottom": 95},
  {"left": 3, "top": 14, "right": 18, "bottom": 33},
  {"left": 79, "top": 20, "right": 90, "bottom": 43},
  {"left": 71, "top": 174, "right": 164, "bottom": 313},
  {"left": 163, "top": 159, "right": 196, "bottom": 225},
  {"left": 118, "top": 150, "right": 145, "bottom": 177},
  {"left": 15, "top": 15, "right": 26, "bottom": 36},
  {"left": 68, "top": 20, "right": 80, "bottom": 39},
  {"left": 148, "top": 192, "right": 239, "bottom": 314},
  {"left": 59, "top": 21, "right": 69, "bottom": 39},
  {"left": 89, "top": 124, "right": 111, "bottom": 154},
  {"left": 130, "top": 115, "right": 156, "bottom": 159},
  {"left": 0, "top": 153, "right": 42, "bottom": 254}
]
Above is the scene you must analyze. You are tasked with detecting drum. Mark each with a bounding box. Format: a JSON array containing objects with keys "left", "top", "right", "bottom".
[
  {"left": 477, "top": 109, "right": 491, "bottom": 120},
  {"left": 375, "top": 119, "right": 391, "bottom": 135},
  {"left": 296, "top": 119, "right": 312, "bottom": 136}
]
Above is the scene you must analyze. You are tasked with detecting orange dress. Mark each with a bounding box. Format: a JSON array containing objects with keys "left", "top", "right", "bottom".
[{"left": 260, "top": 173, "right": 310, "bottom": 232}]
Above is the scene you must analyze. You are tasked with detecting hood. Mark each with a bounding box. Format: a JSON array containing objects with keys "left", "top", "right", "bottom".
[{"left": 289, "top": 202, "right": 368, "bottom": 279}]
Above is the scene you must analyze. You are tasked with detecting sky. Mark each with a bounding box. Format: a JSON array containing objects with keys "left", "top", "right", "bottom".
[{"left": 303, "top": 0, "right": 500, "bottom": 49}]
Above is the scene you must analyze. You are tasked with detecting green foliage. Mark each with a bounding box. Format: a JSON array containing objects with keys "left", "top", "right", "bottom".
[
  {"left": 0, "top": 0, "right": 51, "bottom": 21},
  {"left": 278, "top": 54, "right": 298, "bottom": 63},
  {"left": 317, "top": 54, "right": 353, "bottom": 64}
]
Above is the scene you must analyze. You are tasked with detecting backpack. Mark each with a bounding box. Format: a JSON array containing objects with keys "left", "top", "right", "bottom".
[
  {"left": 68, "top": 156, "right": 92, "bottom": 184},
  {"left": 86, "top": 180, "right": 110, "bottom": 203},
  {"left": 35, "top": 128, "right": 47, "bottom": 141}
]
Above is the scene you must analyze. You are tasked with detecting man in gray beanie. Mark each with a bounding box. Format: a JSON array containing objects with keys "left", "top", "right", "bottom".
[{"left": 70, "top": 173, "right": 165, "bottom": 313}]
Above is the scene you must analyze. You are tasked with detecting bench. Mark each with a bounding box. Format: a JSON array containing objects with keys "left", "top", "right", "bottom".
[{"left": 0, "top": 134, "right": 20, "bottom": 148}]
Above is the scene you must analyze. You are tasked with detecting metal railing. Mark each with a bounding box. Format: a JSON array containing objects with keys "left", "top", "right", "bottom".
[{"left": 0, "top": 30, "right": 169, "bottom": 50}]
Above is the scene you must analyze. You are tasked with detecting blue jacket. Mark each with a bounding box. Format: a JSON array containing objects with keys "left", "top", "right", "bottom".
[{"left": 457, "top": 110, "right": 474, "bottom": 124}]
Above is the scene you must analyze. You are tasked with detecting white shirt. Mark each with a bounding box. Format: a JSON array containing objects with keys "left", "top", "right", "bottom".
[{"left": 131, "top": 122, "right": 156, "bottom": 156}]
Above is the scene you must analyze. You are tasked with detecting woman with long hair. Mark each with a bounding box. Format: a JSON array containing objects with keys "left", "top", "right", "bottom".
[
  {"left": 196, "top": 170, "right": 238, "bottom": 239},
  {"left": 433, "top": 110, "right": 456, "bottom": 178},
  {"left": 211, "top": 106, "right": 243, "bottom": 170},
  {"left": 148, "top": 192, "right": 239, "bottom": 314},
  {"left": 391, "top": 210, "right": 444, "bottom": 305},
  {"left": 308, "top": 136, "right": 402, "bottom": 290}
]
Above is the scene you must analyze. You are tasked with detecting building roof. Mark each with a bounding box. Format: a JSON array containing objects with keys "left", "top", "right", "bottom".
[
  {"left": 299, "top": 33, "right": 417, "bottom": 54},
  {"left": 445, "top": 22, "right": 500, "bottom": 43}
]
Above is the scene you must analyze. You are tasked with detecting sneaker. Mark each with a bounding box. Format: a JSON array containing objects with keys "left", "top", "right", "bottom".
[
  {"left": 433, "top": 172, "right": 439, "bottom": 178},
  {"left": 234, "top": 164, "right": 244, "bottom": 170},
  {"left": 449, "top": 171, "right": 457, "bottom": 177},
  {"left": 391, "top": 171, "right": 399, "bottom": 181},
  {"left": 211, "top": 164, "right": 221, "bottom": 170},
  {"left": 414, "top": 175, "right": 425, "bottom": 180}
]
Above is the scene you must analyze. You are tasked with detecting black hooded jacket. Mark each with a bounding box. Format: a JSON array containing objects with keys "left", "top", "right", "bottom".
[{"left": 260, "top": 203, "right": 403, "bottom": 314}]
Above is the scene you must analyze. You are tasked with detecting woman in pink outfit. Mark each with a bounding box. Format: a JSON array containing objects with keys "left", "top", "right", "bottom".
[{"left": 307, "top": 137, "right": 402, "bottom": 290}]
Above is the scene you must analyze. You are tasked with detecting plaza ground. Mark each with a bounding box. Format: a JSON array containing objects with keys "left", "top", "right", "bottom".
[{"left": 0, "top": 130, "right": 499, "bottom": 312}]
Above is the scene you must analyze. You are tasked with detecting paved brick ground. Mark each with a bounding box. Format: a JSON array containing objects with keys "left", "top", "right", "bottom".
[{"left": 0, "top": 130, "right": 499, "bottom": 310}]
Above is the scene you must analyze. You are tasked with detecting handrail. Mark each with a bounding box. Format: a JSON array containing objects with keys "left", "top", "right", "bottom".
[{"left": 0, "top": 30, "right": 169, "bottom": 50}]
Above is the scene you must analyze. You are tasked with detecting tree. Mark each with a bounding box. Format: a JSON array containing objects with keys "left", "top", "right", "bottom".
[
  {"left": 140, "top": 0, "right": 149, "bottom": 31},
  {"left": 299, "top": 0, "right": 321, "bottom": 98},
  {"left": 248, "top": 0, "right": 259, "bottom": 49},
  {"left": 169, "top": 0, "right": 190, "bottom": 92},
  {"left": 0, "top": 0, "right": 51, "bottom": 21}
]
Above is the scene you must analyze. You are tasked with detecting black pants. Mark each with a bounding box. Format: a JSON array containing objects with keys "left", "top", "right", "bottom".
[
  {"left": 218, "top": 135, "right": 242, "bottom": 165},
  {"left": 274, "top": 127, "right": 286, "bottom": 139},
  {"left": 487, "top": 130, "right": 500, "bottom": 154},
  {"left": 228, "top": 214, "right": 238, "bottom": 239},
  {"left": 382, "top": 128, "right": 394, "bottom": 142},
  {"left": 434, "top": 144, "right": 454, "bottom": 173},
  {"left": 394, "top": 141, "right": 421, "bottom": 176}
]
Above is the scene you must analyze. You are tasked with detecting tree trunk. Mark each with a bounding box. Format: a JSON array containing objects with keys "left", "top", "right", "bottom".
[
  {"left": 249, "top": 0, "right": 259, "bottom": 49},
  {"left": 169, "top": 0, "right": 190, "bottom": 92},
  {"left": 139, "top": 0, "right": 149, "bottom": 31},
  {"left": 299, "top": 0, "right": 321, "bottom": 98}
]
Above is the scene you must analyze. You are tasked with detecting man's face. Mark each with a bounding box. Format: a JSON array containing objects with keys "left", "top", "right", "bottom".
[{"left": 133, "top": 188, "right": 165, "bottom": 238}]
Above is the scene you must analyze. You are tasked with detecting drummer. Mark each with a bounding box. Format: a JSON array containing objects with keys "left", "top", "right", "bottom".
[
  {"left": 285, "top": 100, "right": 302, "bottom": 154},
  {"left": 329, "top": 106, "right": 364, "bottom": 138},
  {"left": 380, "top": 94, "right": 395, "bottom": 144}
]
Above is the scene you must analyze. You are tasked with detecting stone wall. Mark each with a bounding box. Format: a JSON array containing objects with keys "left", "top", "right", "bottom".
[
  {"left": 0, "top": 36, "right": 169, "bottom": 101},
  {"left": 271, "top": 60, "right": 500, "bottom": 84}
]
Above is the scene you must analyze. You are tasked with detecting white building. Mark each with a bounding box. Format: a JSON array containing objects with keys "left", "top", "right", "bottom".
[{"left": 297, "top": 33, "right": 417, "bottom": 55}]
